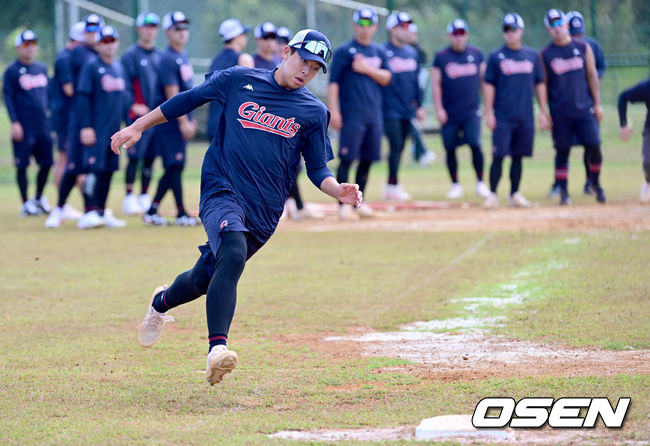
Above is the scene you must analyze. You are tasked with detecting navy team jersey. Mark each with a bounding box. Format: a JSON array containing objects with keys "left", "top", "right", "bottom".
[
  {"left": 157, "top": 47, "right": 194, "bottom": 132},
  {"left": 3, "top": 60, "right": 49, "bottom": 135},
  {"left": 160, "top": 67, "right": 333, "bottom": 240},
  {"left": 582, "top": 36, "right": 606, "bottom": 79},
  {"left": 253, "top": 54, "right": 281, "bottom": 70},
  {"left": 433, "top": 45, "right": 484, "bottom": 123},
  {"left": 121, "top": 44, "right": 161, "bottom": 121},
  {"left": 76, "top": 58, "right": 128, "bottom": 151},
  {"left": 618, "top": 78, "right": 650, "bottom": 130},
  {"left": 382, "top": 41, "right": 421, "bottom": 120},
  {"left": 329, "top": 39, "right": 390, "bottom": 119},
  {"left": 70, "top": 44, "right": 98, "bottom": 88},
  {"left": 207, "top": 49, "right": 241, "bottom": 139},
  {"left": 541, "top": 39, "right": 594, "bottom": 119},
  {"left": 50, "top": 48, "right": 73, "bottom": 118},
  {"left": 484, "top": 45, "right": 543, "bottom": 122}
]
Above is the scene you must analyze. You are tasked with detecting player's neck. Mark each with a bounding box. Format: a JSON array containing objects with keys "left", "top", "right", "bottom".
[
  {"left": 169, "top": 42, "right": 184, "bottom": 53},
  {"left": 506, "top": 42, "right": 522, "bottom": 50},
  {"left": 354, "top": 37, "right": 372, "bottom": 47},
  {"left": 138, "top": 39, "right": 154, "bottom": 50},
  {"left": 257, "top": 49, "right": 274, "bottom": 61},
  {"left": 389, "top": 36, "right": 403, "bottom": 48},
  {"left": 553, "top": 36, "right": 572, "bottom": 47},
  {"left": 99, "top": 54, "right": 114, "bottom": 65}
]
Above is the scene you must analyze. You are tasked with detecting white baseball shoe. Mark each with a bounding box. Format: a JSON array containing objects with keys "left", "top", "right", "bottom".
[
  {"left": 338, "top": 204, "right": 359, "bottom": 221},
  {"left": 143, "top": 212, "right": 169, "bottom": 226},
  {"left": 138, "top": 285, "right": 174, "bottom": 347},
  {"left": 508, "top": 192, "right": 532, "bottom": 208},
  {"left": 62, "top": 204, "right": 82, "bottom": 220},
  {"left": 476, "top": 181, "right": 491, "bottom": 198},
  {"left": 418, "top": 150, "right": 436, "bottom": 167},
  {"left": 483, "top": 192, "right": 499, "bottom": 209},
  {"left": 447, "top": 183, "right": 464, "bottom": 199},
  {"left": 138, "top": 194, "right": 152, "bottom": 212},
  {"left": 103, "top": 209, "right": 127, "bottom": 228},
  {"left": 284, "top": 197, "right": 300, "bottom": 220},
  {"left": 296, "top": 204, "right": 325, "bottom": 220},
  {"left": 36, "top": 196, "right": 51, "bottom": 214},
  {"left": 45, "top": 206, "right": 64, "bottom": 228},
  {"left": 77, "top": 210, "right": 104, "bottom": 229},
  {"left": 640, "top": 182, "right": 650, "bottom": 203},
  {"left": 382, "top": 184, "right": 411, "bottom": 201},
  {"left": 123, "top": 193, "right": 143, "bottom": 215},
  {"left": 355, "top": 202, "right": 375, "bottom": 218},
  {"left": 20, "top": 199, "right": 40, "bottom": 217},
  {"left": 206, "top": 345, "right": 238, "bottom": 385},
  {"left": 175, "top": 214, "right": 200, "bottom": 226}
]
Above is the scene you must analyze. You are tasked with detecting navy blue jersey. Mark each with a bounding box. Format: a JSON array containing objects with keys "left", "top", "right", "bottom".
[
  {"left": 3, "top": 60, "right": 49, "bottom": 134},
  {"left": 329, "top": 39, "right": 390, "bottom": 119},
  {"left": 121, "top": 44, "right": 162, "bottom": 119},
  {"left": 50, "top": 48, "right": 73, "bottom": 114},
  {"left": 253, "top": 54, "right": 281, "bottom": 70},
  {"left": 484, "top": 45, "right": 543, "bottom": 122},
  {"left": 541, "top": 39, "right": 594, "bottom": 119},
  {"left": 157, "top": 47, "right": 194, "bottom": 132},
  {"left": 382, "top": 41, "right": 421, "bottom": 120},
  {"left": 433, "top": 46, "right": 484, "bottom": 123},
  {"left": 69, "top": 44, "right": 98, "bottom": 88},
  {"left": 582, "top": 36, "right": 606, "bottom": 79},
  {"left": 207, "top": 49, "right": 242, "bottom": 138},
  {"left": 618, "top": 78, "right": 650, "bottom": 130},
  {"left": 76, "top": 58, "right": 128, "bottom": 149},
  {"left": 160, "top": 67, "right": 333, "bottom": 240}
]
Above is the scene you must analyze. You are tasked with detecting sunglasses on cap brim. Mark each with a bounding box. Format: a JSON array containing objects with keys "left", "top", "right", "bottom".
[
  {"left": 290, "top": 40, "right": 332, "bottom": 63},
  {"left": 503, "top": 25, "right": 518, "bottom": 32},
  {"left": 548, "top": 19, "right": 564, "bottom": 28},
  {"left": 172, "top": 23, "right": 189, "bottom": 30},
  {"left": 356, "top": 18, "right": 375, "bottom": 27},
  {"left": 20, "top": 40, "right": 38, "bottom": 47},
  {"left": 451, "top": 29, "right": 466, "bottom": 36},
  {"left": 100, "top": 37, "right": 117, "bottom": 43}
]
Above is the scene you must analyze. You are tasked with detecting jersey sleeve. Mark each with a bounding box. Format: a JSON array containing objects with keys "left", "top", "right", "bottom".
[
  {"left": 76, "top": 63, "right": 94, "bottom": 128},
  {"left": 618, "top": 79, "right": 650, "bottom": 126},
  {"left": 301, "top": 107, "right": 335, "bottom": 170},
  {"left": 328, "top": 47, "right": 347, "bottom": 84},
  {"left": 484, "top": 53, "right": 498, "bottom": 85},
  {"left": 55, "top": 54, "right": 73, "bottom": 86},
  {"left": 2, "top": 66, "right": 19, "bottom": 123},
  {"left": 432, "top": 51, "right": 443, "bottom": 69},
  {"left": 533, "top": 50, "right": 544, "bottom": 84},
  {"left": 158, "top": 55, "right": 179, "bottom": 88},
  {"left": 378, "top": 46, "right": 391, "bottom": 71}
]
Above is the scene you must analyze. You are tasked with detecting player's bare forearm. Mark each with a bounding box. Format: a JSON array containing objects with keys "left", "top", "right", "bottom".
[
  {"left": 367, "top": 68, "right": 391, "bottom": 86},
  {"left": 320, "top": 176, "right": 362, "bottom": 206},
  {"left": 110, "top": 107, "right": 167, "bottom": 154}
]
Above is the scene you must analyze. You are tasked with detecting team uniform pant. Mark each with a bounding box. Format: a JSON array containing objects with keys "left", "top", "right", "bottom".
[
  {"left": 336, "top": 114, "right": 382, "bottom": 197},
  {"left": 384, "top": 118, "right": 411, "bottom": 185},
  {"left": 643, "top": 130, "right": 650, "bottom": 182},
  {"left": 148, "top": 127, "right": 187, "bottom": 215},
  {"left": 489, "top": 119, "right": 534, "bottom": 194},
  {"left": 125, "top": 127, "right": 157, "bottom": 195},
  {"left": 12, "top": 132, "right": 53, "bottom": 203},
  {"left": 440, "top": 116, "right": 484, "bottom": 183}
]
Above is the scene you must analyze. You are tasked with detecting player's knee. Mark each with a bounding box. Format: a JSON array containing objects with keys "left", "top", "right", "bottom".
[{"left": 219, "top": 232, "right": 247, "bottom": 273}]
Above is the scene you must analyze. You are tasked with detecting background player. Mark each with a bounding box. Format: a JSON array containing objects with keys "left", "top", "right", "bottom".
[
  {"left": 207, "top": 18, "right": 254, "bottom": 141},
  {"left": 121, "top": 12, "right": 162, "bottom": 216},
  {"left": 253, "top": 22, "right": 282, "bottom": 70},
  {"left": 76, "top": 25, "right": 128, "bottom": 229},
  {"left": 483, "top": 13, "right": 549, "bottom": 209},
  {"left": 110, "top": 29, "right": 362, "bottom": 385},
  {"left": 3, "top": 30, "right": 52, "bottom": 216},
  {"left": 381, "top": 11, "right": 422, "bottom": 202},
  {"left": 541, "top": 9, "right": 605, "bottom": 205},
  {"left": 328, "top": 7, "right": 391, "bottom": 220},
  {"left": 432, "top": 19, "right": 490, "bottom": 200},
  {"left": 618, "top": 77, "right": 650, "bottom": 203},
  {"left": 143, "top": 11, "right": 198, "bottom": 226}
]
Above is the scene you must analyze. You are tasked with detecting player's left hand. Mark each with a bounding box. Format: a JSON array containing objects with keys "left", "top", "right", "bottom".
[
  {"left": 111, "top": 125, "right": 142, "bottom": 154},
  {"left": 351, "top": 54, "right": 370, "bottom": 75},
  {"left": 538, "top": 112, "right": 551, "bottom": 130},
  {"left": 338, "top": 183, "right": 362, "bottom": 207},
  {"left": 416, "top": 107, "right": 426, "bottom": 123},
  {"left": 594, "top": 104, "right": 604, "bottom": 122},
  {"left": 620, "top": 125, "right": 633, "bottom": 142}
]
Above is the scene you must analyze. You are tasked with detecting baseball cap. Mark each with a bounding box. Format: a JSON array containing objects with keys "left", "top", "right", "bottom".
[
  {"left": 447, "top": 19, "right": 468, "bottom": 35},
  {"left": 136, "top": 12, "right": 160, "bottom": 27},
  {"left": 353, "top": 7, "right": 378, "bottom": 26},
  {"left": 255, "top": 22, "right": 278, "bottom": 39},
  {"left": 69, "top": 21, "right": 86, "bottom": 42},
  {"left": 288, "top": 29, "right": 332, "bottom": 73},
  {"left": 503, "top": 13, "right": 525, "bottom": 31},
  {"left": 277, "top": 27, "right": 292, "bottom": 44},
  {"left": 84, "top": 14, "right": 104, "bottom": 32},
  {"left": 544, "top": 9, "right": 566, "bottom": 28},
  {"left": 99, "top": 25, "right": 119, "bottom": 42},
  {"left": 386, "top": 11, "right": 413, "bottom": 30},
  {"left": 14, "top": 30, "right": 37, "bottom": 47},
  {"left": 219, "top": 18, "right": 251, "bottom": 42},
  {"left": 162, "top": 11, "right": 189, "bottom": 31},
  {"left": 566, "top": 11, "right": 586, "bottom": 35}
]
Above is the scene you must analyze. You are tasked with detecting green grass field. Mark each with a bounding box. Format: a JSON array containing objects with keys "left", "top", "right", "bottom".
[{"left": 0, "top": 100, "right": 649, "bottom": 444}]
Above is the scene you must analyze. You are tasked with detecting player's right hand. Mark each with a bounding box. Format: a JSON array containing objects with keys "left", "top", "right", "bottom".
[
  {"left": 436, "top": 108, "right": 448, "bottom": 126},
  {"left": 485, "top": 113, "right": 496, "bottom": 131},
  {"left": 338, "top": 183, "right": 362, "bottom": 207},
  {"left": 330, "top": 111, "right": 343, "bottom": 131},
  {"left": 80, "top": 127, "right": 96, "bottom": 147},
  {"left": 620, "top": 125, "right": 633, "bottom": 142},
  {"left": 111, "top": 125, "right": 142, "bottom": 154},
  {"left": 179, "top": 119, "right": 197, "bottom": 141},
  {"left": 11, "top": 122, "right": 24, "bottom": 142}
]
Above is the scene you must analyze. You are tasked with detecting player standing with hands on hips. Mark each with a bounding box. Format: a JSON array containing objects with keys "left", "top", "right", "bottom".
[{"left": 111, "top": 29, "right": 362, "bottom": 385}]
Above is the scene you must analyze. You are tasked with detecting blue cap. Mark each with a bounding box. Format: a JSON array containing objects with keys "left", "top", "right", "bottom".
[
  {"left": 277, "top": 27, "right": 291, "bottom": 43},
  {"left": 162, "top": 11, "right": 189, "bottom": 31},
  {"left": 353, "top": 7, "right": 378, "bottom": 25},
  {"left": 503, "top": 13, "right": 525, "bottom": 30},
  {"left": 566, "top": 11, "right": 586, "bottom": 35},
  {"left": 99, "top": 25, "right": 119, "bottom": 41},
  {"left": 14, "top": 29, "right": 37, "bottom": 47},
  {"left": 386, "top": 11, "right": 413, "bottom": 30},
  {"left": 84, "top": 14, "right": 104, "bottom": 32},
  {"left": 544, "top": 9, "right": 566, "bottom": 28},
  {"left": 136, "top": 12, "right": 160, "bottom": 27},
  {"left": 447, "top": 19, "right": 468, "bottom": 34},
  {"left": 254, "top": 22, "right": 277, "bottom": 39},
  {"left": 219, "top": 18, "right": 251, "bottom": 41},
  {"left": 288, "top": 29, "right": 332, "bottom": 73}
]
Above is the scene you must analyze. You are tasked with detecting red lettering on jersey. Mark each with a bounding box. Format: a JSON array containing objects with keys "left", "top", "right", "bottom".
[
  {"left": 237, "top": 101, "right": 301, "bottom": 138},
  {"left": 101, "top": 74, "right": 126, "bottom": 92},
  {"left": 499, "top": 59, "right": 534, "bottom": 75},
  {"left": 550, "top": 56, "right": 584, "bottom": 75},
  {"left": 180, "top": 64, "right": 193, "bottom": 82},
  {"left": 388, "top": 57, "right": 418, "bottom": 74},
  {"left": 445, "top": 62, "right": 478, "bottom": 79},
  {"left": 18, "top": 73, "right": 48, "bottom": 90}
]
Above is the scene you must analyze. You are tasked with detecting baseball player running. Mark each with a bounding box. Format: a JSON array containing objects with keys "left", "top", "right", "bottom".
[{"left": 110, "top": 29, "right": 362, "bottom": 385}]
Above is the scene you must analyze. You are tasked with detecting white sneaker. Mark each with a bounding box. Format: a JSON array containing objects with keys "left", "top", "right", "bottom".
[
  {"left": 284, "top": 197, "right": 300, "bottom": 220},
  {"left": 45, "top": 206, "right": 64, "bottom": 228},
  {"left": 338, "top": 204, "right": 359, "bottom": 221},
  {"left": 175, "top": 214, "right": 199, "bottom": 226},
  {"left": 103, "top": 209, "right": 127, "bottom": 228},
  {"left": 447, "top": 183, "right": 464, "bottom": 199},
  {"left": 77, "top": 210, "right": 105, "bottom": 229},
  {"left": 483, "top": 192, "right": 499, "bottom": 209},
  {"left": 382, "top": 184, "right": 411, "bottom": 201},
  {"left": 419, "top": 150, "right": 436, "bottom": 167},
  {"left": 355, "top": 202, "right": 375, "bottom": 218},
  {"left": 205, "top": 345, "right": 238, "bottom": 385},
  {"left": 640, "top": 182, "right": 650, "bottom": 203},
  {"left": 138, "top": 285, "right": 175, "bottom": 347},
  {"left": 123, "top": 193, "right": 143, "bottom": 215},
  {"left": 138, "top": 194, "right": 152, "bottom": 211},
  {"left": 297, "top": 205, "right": 325, "bottom": 220},
  {"left": 20, "top": 199, "right": 40, "bottom": 217},
  {"left": 36, "top": 196, "right": 51, "bottom": 214},
  {"left": 508, "top": 192, "right": 532, "bottom": 208},
  {"left": 143, "top": 212, "right": 169, "bottom": 226},
  {"left": 476, "top": 181, "right": 491, "bottom": 198},
  {"left": 62, "top": 204, "right": 82, "bottom": 220}
]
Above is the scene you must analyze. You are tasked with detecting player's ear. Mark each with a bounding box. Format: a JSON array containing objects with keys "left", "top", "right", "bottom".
[{"left": 282, "top": 45, "right": 291, "bottom": 60}]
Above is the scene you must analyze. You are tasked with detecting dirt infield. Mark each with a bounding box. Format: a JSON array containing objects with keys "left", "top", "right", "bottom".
[{"left": 278, "top": 202, "right": 650, "bottom": 232}]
